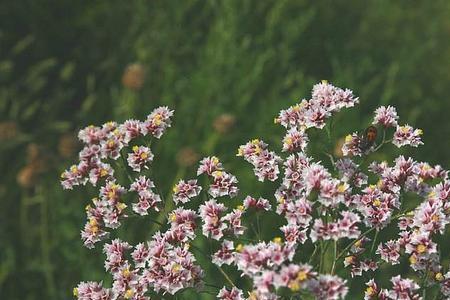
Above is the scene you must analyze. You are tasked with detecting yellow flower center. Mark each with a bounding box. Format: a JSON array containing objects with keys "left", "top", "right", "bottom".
[
  {"left": 344, "top": 256, "right": 355, "bottom": 265},
  {"left": 169, "top": 213, "right": 177, "bottom": 222},
  {"left": 122, "top": 268, "right": 131, "bottom": 277},
  {"left": 116, "top": 202, "right": 127, "bottom": 211},
  {"left": 285, "top": 137, "right": 293, "bottom": 146},
  {"left": 236, "top": 244, "right": 244, "bottom": 252},
  {"left": 436, "top": 272, "right": 444, "bottom": 281},
  {"left": 107, "top": 140, "right": 115, "bottom": 148},
  {"left": 400, "top": 126, "right": 409, "bottom": 133},
  {"left": 153, "top": 114, "right": 162, "bottom": 126},
  {"left": 248, "top": 291, "right": 258, "bottom": 300},
  {"left": 373, "top": 199, "right": 381, "bottom": 207},
  {"left": 212, "top": 171, "right": 223, "bottom": 178},
  {"left": 172, "top": 185, "right": 179, "bottom": 193},
  {"left": 107, "top": 190, "right": 116, "bottom": 199},
  {"left": 417, "top": 244, "right": 427, "bottom": 254},
  {"left": 365, "top": 286, "right": 375, "bottom": 296},
  {"left": 345, "top": 134, "right": 353, "bottom": 143},
  {"left": 100, "top": 168, "right": 108, "bottom": 177},
  {"left": 172, "top": 263, "right": 181, "bottom": 273},
  {"left": 337, "top": 183, "right": 347, "bottom": 193},
  {"left": 432, "top": 214, "right": 440, "bottom": 222},
  {"left": 140, "top": 152, "right": 148, "bottom": 160},
  {"left": 297, "top": 271, "right": 308, "bottom": 281},
  {"left": 289, "top": 281, "right": 301, "bottom": 292},
  {"left": 124, "top": 289, "right": 134, "bottom": 299},
  {"left": 409, "top": 255, "right": 417, "bottom": 264},
  {"left": 89, "top": 218, "right": 97, "bottom": 227},
  {"left": 273, "top": 237, "right": 282, "bottom": 244}
]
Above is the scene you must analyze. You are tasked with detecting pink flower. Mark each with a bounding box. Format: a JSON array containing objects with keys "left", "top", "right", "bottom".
[
  {"left": 120, "top": 119, "right": 143, "bottom": 143},
  {"left": 81, "top": 214, "right": 109, "bottom": 249},
  {"left": 61, "top": 163, "right": 88, "bottom": 189},
  {"left": 212, "top": 240, "right": 235, "bottom": 266},
  {"left": 103, "top": 239, "right": 131, "bottom": 274},
  {"left": 222, "top": 208, "right": 246, "bottom": 236},
  {"left": 342, "top": 133, "right": 363, "bottom": 156},
  {"left": 89, "top": 162, "right": 114, "bottom": 186},
  {"left": 387, "top": 276, "right": 420, "bottom": 300},
  {"left": 144, "top": 235, "right": 203, "bottom": 295},
  {"left": 217, "top": 287, "right": 244, "bottom": 300},
  {"left": 129, "top": 176, "right": 161, "bottom": 215},
  {"left": 209, "top": 171, "right": 239, "bottom": 198},
  {"left": 243, "top": 196, "right": 272, "bottom": 211},
  {"left": 74, "top": 281, "right": 112, "bottom": 300},
  {"left": 373, "top": 106, "right": 399, "bottom": 128},
  {"left": 234, "top": 241, "right": 295, "bottom": 276},
  {"left": 282, "top": 127, "right": 309, "bottom": 152},
  {"left": 127, "top": 145, "right": 153, "bottom": 172},
  {"left": 172, "top": 179, "right": 202, "bottom": 204},
  {"left": 376, "top": 240, "right": 401, "bottom": 265},
  {"left": 393, "top": 125, "right": 423, "bottom": 148},
  {"left": 166, "top": 208, "right": 198, "bottom": 242},
  {"left": 364, "top": 279, "right": 381, "bottom": 300},
  {"left": 274, "top": 100, "right": 308, "bottom": 129},
  {"left": 78, "top": 125, "right": 106, "bottom": 145},
  {"left": 100, "top": 130, "right": 125, "bottom": 160},
  {"left": 197, "top": 156, "right": 223, "bottom": 176},
  {"left": 282, "top": 153, "right": 310, "bottom": 193},
  {"left": 141, "top": 106, "right": 174, "bottom": 139},
  {"left": 308, "top": 274, "right": 348, "bottom": 300},
  {"left": 237, "top": 139, "right": 281, "bottom": 182},
  {"left": 132, "top": 189, "right": 162, "bottom": 215},
  {"left": 131, "top": 243, "right": 150, "bottom": 269},
  {"left": 199, "top": 200, "right": 227, "bottom": 240},
  {"left": 280, "top": 224, "right": 307, "bottom": 244},
  {"left": 274, "top": 263, "right": 316, "bottom": 291},
  {"left": 100, "top": 180, "right": 126, "bottom": 203}
]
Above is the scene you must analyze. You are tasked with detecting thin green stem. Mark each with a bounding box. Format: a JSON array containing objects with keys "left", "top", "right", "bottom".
[
  {"left": 308, "top": 245, "right": 319, "bottom": 265},
  {"left": 331, "top": 240, "right": 338, "bottom": 274},
  {"left": 336, "top": 227, "right": 376, "bottom": 261},
  {"left": 370, "top": 230, "right": 379, "bottom": 255},
  {"left": 336, "top": 213, "right": 405, "bottom": 261},
  {"left": 191, "top": 241, "right": 236, "bottom": 288},
  {"left": 256, "top": 213, "right": 262, "bottom": 241}
]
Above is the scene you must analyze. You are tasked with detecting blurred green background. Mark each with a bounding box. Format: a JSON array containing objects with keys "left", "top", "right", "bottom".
[{"left": 1, "top": 1, "right": 450, "bottom": 299}]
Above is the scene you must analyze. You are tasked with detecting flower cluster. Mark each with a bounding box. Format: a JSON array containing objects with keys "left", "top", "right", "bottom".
[
  {"left": 237, "top": 139, "right": 282, "bottom": 182},
  {"left": 64, "top": 82, "right": 450, "bottom": 300}
]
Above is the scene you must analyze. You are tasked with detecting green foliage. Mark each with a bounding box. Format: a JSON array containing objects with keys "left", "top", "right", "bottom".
[{"left": 0, "top": 1, "right": 449, "bottom": 299}]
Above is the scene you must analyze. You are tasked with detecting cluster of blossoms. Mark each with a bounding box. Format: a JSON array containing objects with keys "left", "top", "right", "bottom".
[
  {"left": 64, "top": 82, "right": 450, "bottom": 300},
  {"left": 237, "top": 139, "right": 282, "bottom": 182}
]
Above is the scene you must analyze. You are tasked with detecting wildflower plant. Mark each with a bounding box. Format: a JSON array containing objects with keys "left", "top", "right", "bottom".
[{"left": 62, "top": 81, "right": 449, "bottom": 300}]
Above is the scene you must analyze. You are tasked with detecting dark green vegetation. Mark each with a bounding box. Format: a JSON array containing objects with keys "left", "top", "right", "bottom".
[{"left": 1, "top": 1, "right": 449, "bottom": 299}]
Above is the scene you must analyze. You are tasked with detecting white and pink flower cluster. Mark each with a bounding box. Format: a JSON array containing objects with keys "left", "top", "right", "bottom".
[{"left": 64, "top": 82, "right": 450, "bottom": 299}]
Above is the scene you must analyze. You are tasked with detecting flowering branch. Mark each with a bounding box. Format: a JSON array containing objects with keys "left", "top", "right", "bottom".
[{"left": 62, "top": 82, "right": 449, "bottom": 300}]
